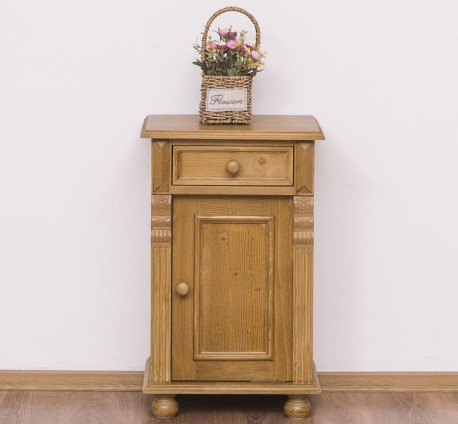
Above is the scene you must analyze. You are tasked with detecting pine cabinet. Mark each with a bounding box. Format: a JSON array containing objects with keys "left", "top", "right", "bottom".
[{"left": 141, "top": 115, "right": 324, "bottom": 419}]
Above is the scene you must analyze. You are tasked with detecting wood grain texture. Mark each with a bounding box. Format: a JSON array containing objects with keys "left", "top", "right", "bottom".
[
  {"left": 172, "top": 145, "right": 294, "bottom": 186},
  {"left": 295, "top": 142, "right": 314, "bottom": 195},
  {"left": 194, "top": 216, "right": 274, "bottom": 361},
  {"left": 171, "top": 196, "right": 292, "bottom": 382},
  {"left": 151, "top": 195, "right": 171, "bottom": 245},
  {"left": 3, "top": 391, "right": 457, "bottom": 424},
  {"left": 150, "top": 195, "right": 172, "bottom": 384},
  {"left": 151, "top": 395, "right": 178, "bottom": 418},
  {"left": 284, "top": 395, "right": 311, "bottom": 418},
  {"left": 143, "top": 115, "right": 323, "bottom": 408},
  {"left": 169, "top": 185, "right": 296, "bottom": 196},
  {"left": 152, "top": 141, "right": 171, "bottom": 193},
  {"left": 171, "top": 140, "right": 295, "bottom": 146},
  {"left": 0, "top": 371, "right": 143, "bottom": 391},
  {"left": 141, "top": 115, "right": 325, "bottom": 141},
  {"left": 4, "top": 370, "right": 458, "bottom": 392},
  {"left": 170, "top": 196, "right": 196, "bottom": 381},
  {"left": 319, "top": 372, "right": 458, "bottom": 391},
  {"left": 145, "top": 359, "right": 320, "bottom": 394},
  {"left": 292, "top": 197, "right": 314, "bottom": 384},
  {"left": 293, "top": 197, "right": 314, "bottom": 246}
]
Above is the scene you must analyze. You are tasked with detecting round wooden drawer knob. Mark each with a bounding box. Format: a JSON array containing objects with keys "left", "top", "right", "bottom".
[
  {"left": 226, "top": 160, "right": 241, "bottom": 175},
  {"left": 176, "top": 282, "right": 190, "bottom": 297}
]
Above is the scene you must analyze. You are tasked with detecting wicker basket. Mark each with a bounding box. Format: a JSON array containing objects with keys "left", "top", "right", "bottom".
[{"left": 199, "top": 7, "right": 261, "bottom": 125}]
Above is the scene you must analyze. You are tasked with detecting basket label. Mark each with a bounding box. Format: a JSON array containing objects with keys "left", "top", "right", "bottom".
[{"left": 206, "top": 88, "right": 248, "bottom": 112}]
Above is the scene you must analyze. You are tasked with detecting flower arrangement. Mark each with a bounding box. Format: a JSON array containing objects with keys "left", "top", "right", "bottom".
[
  {"left": 197, "top": 7, "right": 262, "bottom": 125},
  {"left": 193, "top": 27, "right": 266, "bottom": 77}
]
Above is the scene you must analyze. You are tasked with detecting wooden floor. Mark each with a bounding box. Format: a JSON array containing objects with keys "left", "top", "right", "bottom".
[{"left": 1, "top": 391, "right": 457, "bottom": 423}]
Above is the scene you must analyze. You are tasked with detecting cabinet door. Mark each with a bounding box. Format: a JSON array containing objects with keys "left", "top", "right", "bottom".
[{"left": 172, "top": 196, "right": 293, "bottom": 381}]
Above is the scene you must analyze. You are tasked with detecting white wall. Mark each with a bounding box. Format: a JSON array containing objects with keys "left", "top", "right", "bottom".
[{"left": 1, "top": 0, "right": 457, "bottom": 371}]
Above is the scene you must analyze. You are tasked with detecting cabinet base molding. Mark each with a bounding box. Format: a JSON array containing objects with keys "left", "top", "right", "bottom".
[
  {"left": 143, "top": 359, "right": 320, "bottom": 395},
  {"left": 1, "top": 370, "right": 458, "bottom": 392}
]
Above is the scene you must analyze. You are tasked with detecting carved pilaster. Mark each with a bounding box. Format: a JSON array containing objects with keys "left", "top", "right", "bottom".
[
  {"left": 150, "top": 194, "right": 172, "bottom": 383},
  {"left": 292, "top": 196, "right": 314, "bottom": 384},
  {"left": 151, "top": 195, "right": 172, "bottom": 246},
  {"left": 293, "top": 197, "right": 314, "bottom": 246}
]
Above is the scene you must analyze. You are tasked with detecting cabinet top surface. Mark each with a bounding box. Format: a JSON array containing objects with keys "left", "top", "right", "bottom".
[{"left": 141, "top": 115, "right": 324, "bottom": 141}]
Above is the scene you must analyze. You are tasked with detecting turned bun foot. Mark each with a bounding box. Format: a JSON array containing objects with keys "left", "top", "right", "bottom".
[
  {"left": 284, "top": 395, "right": 311, "bottom": 419},
  {"left": 151, "top": 395, "right": 179, "bottom": 419}
]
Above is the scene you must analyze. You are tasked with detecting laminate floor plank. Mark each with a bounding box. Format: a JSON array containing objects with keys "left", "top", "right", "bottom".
[{"left": 1, "top": 391, "right": 457, "bottom": 423}]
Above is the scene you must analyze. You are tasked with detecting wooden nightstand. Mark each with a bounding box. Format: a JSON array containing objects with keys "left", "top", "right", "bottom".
[{"left": 140, "top": 115, "right": 324, "bottom": 419}]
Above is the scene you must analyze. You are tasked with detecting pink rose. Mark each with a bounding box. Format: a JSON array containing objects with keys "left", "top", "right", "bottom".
[
  {"left": 226, "top": 39, "right": 238, "bottom": 50},
  {"left": 240, "top": 46, "right": 246, "bottom": 55},
  {"left": 216, "top": 43, "right": 227, "bottom": 50},
  {"left": 250, "top": 50, "right": 262, "bottom": 61},
  {"left": 227, "top": 31, "right": 237, "bottom": 39},
  {"left": 218, "top": 28, "right": 230, "bottom": 37}
]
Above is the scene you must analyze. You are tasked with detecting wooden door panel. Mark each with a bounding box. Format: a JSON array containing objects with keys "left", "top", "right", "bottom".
[
  {"left": 194, "top": 216, "right": 274, "bottom": 360},
  {"left": 172, "top": 196, "right": 292, "bottom": 382}
]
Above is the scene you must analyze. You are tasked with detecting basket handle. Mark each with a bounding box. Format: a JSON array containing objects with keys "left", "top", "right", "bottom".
[{"left": 201, "top": 6, "right": 261, "bottom": 63}]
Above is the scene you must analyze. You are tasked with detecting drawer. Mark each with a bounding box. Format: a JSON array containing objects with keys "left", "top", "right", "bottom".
[{"left": 172, "top": 145, "right": 294, "bottom": 186}]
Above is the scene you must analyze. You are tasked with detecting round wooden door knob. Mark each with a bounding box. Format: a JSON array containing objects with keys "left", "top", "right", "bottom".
[
  {"left": 176, "top": 282, "right": 190, "bottom": 297},
  {"left": 226, "top": 160, "right": 241, "bottom": 175}
]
